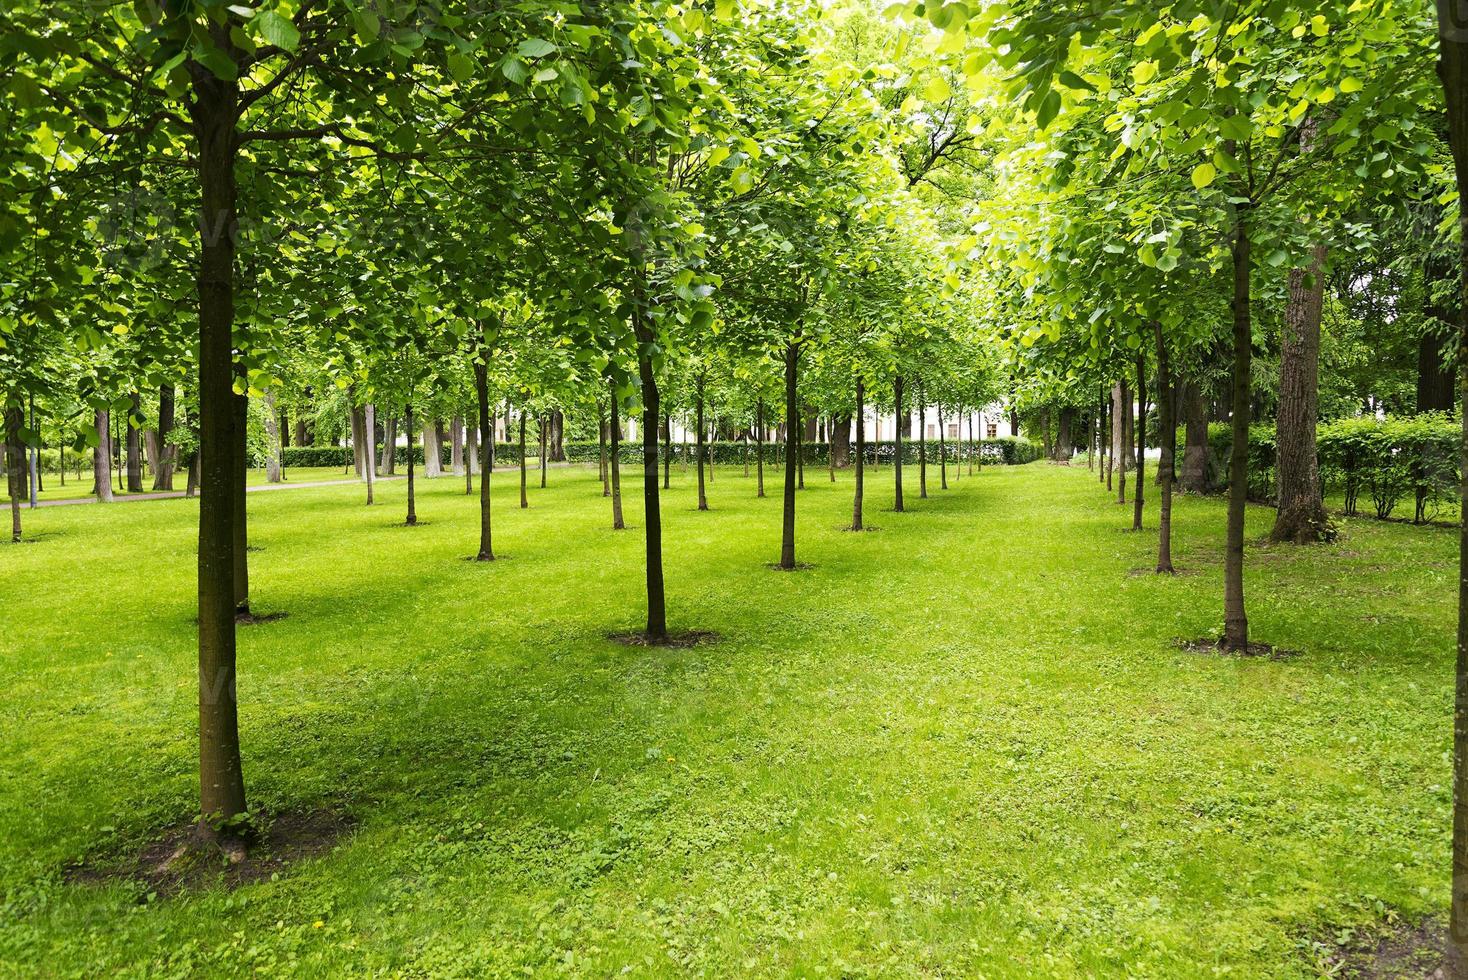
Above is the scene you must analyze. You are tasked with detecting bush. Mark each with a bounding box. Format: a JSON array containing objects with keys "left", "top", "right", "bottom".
[
  {"left": 1175, "top": 413, "right": 1459, "bottom": 524},
  {"left": 559, "top": 437, "right": 1040, "bottom": 467}
]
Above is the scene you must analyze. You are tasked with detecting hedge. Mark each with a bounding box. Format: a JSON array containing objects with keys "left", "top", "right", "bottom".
[
  {"left": 1179, "top": 413, "right": 1459, "bottom": 524},
  {"left": 274, "top": 437, "right": 1044, "bottom": 471}
]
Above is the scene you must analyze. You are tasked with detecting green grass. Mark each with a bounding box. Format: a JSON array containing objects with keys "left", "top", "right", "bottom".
[{"left": 0, "top": 461, "right": 1453, "bottom": 976}]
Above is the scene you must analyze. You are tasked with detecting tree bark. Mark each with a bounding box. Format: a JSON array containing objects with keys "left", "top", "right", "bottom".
[
  {"left": 1223, "top": 206, "right": 1254, "bottom": 652},
  {"left": 189, "top": 57, "right": 247, "bottom": 831},
  {"left": 539, "top": 414, "right": 548, "bottom": 489},
  {"left": 894, "top": 375, "right": 906, "bottom": 513},
  {"left": 125, "top": 392, "right": 144, "bottom": 492},
  {"left": 831, "top": 413, "right": 851, "bottom": 468},
  {"left": 633, "top": 317, "right": 666, "bottom": 639},
  {"left": 379, "top": 417, "right": 396, "bottom": 475},
  {"left": 451, "top": 415, "right": 465, "bottom": 476},
  {"left": 795, "top": 396, "right": 805, "bottom": 491},
  {"left": 6, "top": 404, "right": 22, "bottom": 542},
  {"left": 1113, "top": 383, "right": 1127, "bottom": 503},
  {"left": 364, "top": 403, "right": 376, "bottom": 505},
  {"left": 662, "top": 408, "right": 671, "bottom": 490},
  {"left": 423, "top": 417, "right": 443, "bottom": 479},
  {"left": 938, "top": 404, "right": 948, "bottom": 489},
  {"left": 852, "top": 382, "right": 866, "bottom": 530},
  {"left": 696, "top": 374, "right": 708, "bottom": 510},
  {"left": 1271, "top": 242, "right": 1332, "bottom": 543},
  {"left": 609, "top": 385, "right": 625, "bottom": 530},
  {"left": 1180, "top": 380, "right": 1210, "bottom": 492},
  {"left": 151, "top": 384, "right": 178, "bottom": 490},
  {"left": 1155, "top": 325, "right": 1176, "bottom": 573},
  {"left": 756, "top": 398, "right": 765, "bottom": 498},
  {"left": 263, "top": 391, "right": 283, "bottom": 483},
  {"left": 473, "top": 342, "right": 494, "bottom": 560},
  {"left": 779, "top": 343, "right": 801, "bottom": 569},
  {"left": 232, "top": 391, "right": 249, "bottom": 615},
  {"left": 519, "top": 412, "right": 528, "bottom": 509},
  {"left": 917, "top": 382, "right": 928, "bottom": 499},
  {"left": 1432, "top": 7, "right": 1468, "bottom": 969},
  {"left": 93, "top": 409, "right": 114, "bottom": 502},
  {"left": 1134, "top": 357, "right": 1146, "bottom": 532},
  {"left": 1056, "top": 407, "right": 1074, "bottom": 463},
  {"left": 404, "top": 403, "right": 417, "bottom": 526}
]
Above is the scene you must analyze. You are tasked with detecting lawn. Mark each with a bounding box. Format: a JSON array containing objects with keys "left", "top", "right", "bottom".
[{"left": 0, "top": 461, "right": 1453, "bottom": 977}]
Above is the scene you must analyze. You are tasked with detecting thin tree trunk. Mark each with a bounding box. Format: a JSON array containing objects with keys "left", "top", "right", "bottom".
[
  {"left": 756, "top": 398, "right": 765, "bottom": 498},
  {"left": 599, "top": 406, "right": 609, "bottom": 496},
  {"left": 404, "top": 403, "right": 417, "bottom": 526},
  {"left": 610, "top": 385, "right": 625, "bottom": 530},
  {"left": 464, "top": 422, "right": 476, "bottom": 494},
  {"left": 779, "top": 344, "right": 800, "bottom": 569},
  {"left": 1115, "top": 383, "right": 1128, "bottom": 504},
  {"left": 1271, "top": 242, "right": 1331, "bottom": 543},
  {"left": 6, "top": 404, "right": 22, "bottom": 542},
  {"left": 632, "top": 316, "right": 666, "bottom": 639},
  {"left": 519, "top": 412, "right": 528, "bottom": 509},
  {"left": 539, "top": 414, "right": 548, "bottom": 489},
  {"left": 1134, "top": 356, "right": 1146, "bottom": 532},
  {"left": 795, "top": 396, "right": 805, "bottom": 491},
  {"left": 852, "top": 380, "right": 866, "bottom": 530},
  {"left": 894, "top": 375, "right": 906, "bottom": 512},
  {"left": 190, "top": 61, "right": 247, "bottom": 832},
  {"left": 917, "top": 382, "right": 927, "bottom": 499},
  {"left": 939, "top": 403, "right": 948, "bottom": 489},
  {"left": 473, "top": 338, "right": 494, "bottom": 560},
  {"left": 1155, "top": 323, "right": 1176, "bottom": 573},
  {"left": 696, "top": 374, "right": 708, "bottom": 510},
  {"left": 1223, "top": 206, "right": 1254, "bottom": 652},
  {"left": 451, "top": 415, "right": 465, "bottom": 476},
  {"left": 364, "top": 403, "right": 376, "bottom": 505},
  {"left": 662, "top": 408, "right": 671, "bottom": 490}
]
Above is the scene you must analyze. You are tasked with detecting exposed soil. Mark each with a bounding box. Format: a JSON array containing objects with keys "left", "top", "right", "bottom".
[
  {"left": 1316, "top": 917, "right": 1446, "bottom": 978},
  {"left": 765, "top": 562, "right": 816, "bottom": 572},
  {"left": 1176, "top": 637, "right": 1300, "bottom": 660},
  {"left": 608, "top": 630, "right": 720, "bottom": 649},
  {"left": 236, "top": 611, "right": 289, "bottom": 626},
  {"left": 1127, "top": 566, "right": 1199, "bottom": 577},
  {"left": 393, "top": 520, "right": 431, "bottom": 528},
  {"left": 66, "top": 809, "right": 354, "bottom": 899},
  {"left": 839, "top": 524, "right": 880, "bottom": 533}
]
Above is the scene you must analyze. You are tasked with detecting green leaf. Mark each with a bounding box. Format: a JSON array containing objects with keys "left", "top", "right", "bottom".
[
  {"left": 256, "top": 10, "right": 301, "bottom": 52},
  {"left": 447, "top": 51, "right": 473, "bottom": 82},
  {"left": 194, "top": 44, "right": 239, "bottom": 81},
  {"left": 517, "top": 38, "right": 557, "bottom": 59},
  {"left": 1191, "top": 162, "right": 1216, "bottom": 190}
]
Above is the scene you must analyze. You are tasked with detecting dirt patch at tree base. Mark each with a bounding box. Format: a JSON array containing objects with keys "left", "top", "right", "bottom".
[
  {"left": 1176, "top": 637, "right": 1299, "bottom": 660},
  {"left": 1314, "top": 917, "right": 1446, "bottom": 978},
  {"left": 839, "top": 524, "right": 880, "bottom": 533},
  {"left": 236, "top": 611, "right": 289, "bottom": 625},
  {"left": 1127, "top": 566, "right": 1199, "bottom": 577},
  {"left": 608, "top": 630, "right": 719, "bottom": 649},
  {"left": 765, "top": 562, "right": 815, "bottom": 572},
  {"left": 66, "top": 809, "right": 354, "bottom": 899}
]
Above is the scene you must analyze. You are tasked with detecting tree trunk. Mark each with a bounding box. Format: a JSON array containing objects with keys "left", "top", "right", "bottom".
[
  {"left": 1432, "top": 9, "right": 1468, "bottom": 969},
  {"left": 293, "top": 414, "right": 308, "bottom": 448},
  {"left": 1223, "top": 206, "right": 1254, "bottom": 652},
  {"left": 779, "top": 344, "right": 800, "bottom": 569},
  {"left": 351, "top": 404, "right": 367, "bottom": 479},
  {"left": 364, "top": 403, "right": 376, "bottom": 505},
  {"left": 539, "top": 414, "right": 548, "bottom": 489},
  {"left": 263, "top": 391, "right": 283, "bottom": 483},
  {"left": 404, "top": 403, "right": 417, "bottom": 526},
  {"left": 552, "top": 409, "right": 565, "bottom": 462},
  {"left": 894, "top": 375, "right": 906, "bottom": 513},
  {"left": 189, "top": 59, "right": 247, "bottom": 831},
  {"left": 423, "top": 417, "right": 443, "bottom": 479},
  {"left": 464, "top": 422, "right": 477, "bottom": 495},
  {"left": 380, "top": 417, "right": 396, "bottom": 475},
  {"left": 610, "top": 386, "right": 625, "bottom": 530},
  {"left": 1180, "top": 380, "right": 1210, "bottom": 492},
  {"left": 852, "top": 381, "right": 866, "bottom": 530},
  {"left": 795, "top": 396, "right": 805, "bottom": 491},
  {"left": 6, "top": 404, "right": 22, "bottom": 542},
  {"left": 756, "top": 398, "right": 765, "bottom": 498},
  {"left": 832, "top": 413, "right": 851, "bottom": 468},
  {"left": 519, "top": 413, "right": 528, "bottom": 509},
  {"left": 1056, "top": 407, "right": 1074, "bottom": 463},
  {"left": 696, "top": 374, "right": 708, "bottom": 510},
  {"left": 94, "top": 409, "right": 114, "bottom": 502},
  {"left": 917, "top": 382, "right": 928, "bottom": 499},
  {"left": 153, "top": 383, "right": 177, "bottom": 490},
  {"left": 633, "top": 316, "right": 666, "bottom": 639},
  {"left": 1155, "top": 323, "right": 1176, "bottom": 573},
  {"left": 125, "top": 391, "right": 144, "bottom": 492},
  {"left": 599, "top": 407, "right": 609, "bottom": 495},
  {"left": 451, "top": 415, "right": 465, "bottom": 476},
  {"left": 1134, "top": 357, "right": 1146, "bottom": 532},
  {"left": 473, "top": 342, "right": 494, "bottom": 560},
  {"left": 1114, "top": 383, "right": 1129, "bottom": 504},
  {"left": 1271, "top": 242, "right": 1332, "bottom": 543},
  {"left": 232, "top": 391, "right": 249, "bottom": 615},
  {"left": 662, "top": 409, "right": 671, "bottom": 491},
  {"left": 939, "top": 404, "right": 948, "bottom": 489}
]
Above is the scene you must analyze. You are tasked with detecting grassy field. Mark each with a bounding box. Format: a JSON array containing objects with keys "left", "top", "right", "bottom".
[{"left": 0, "top": 460, "right": 1454, "bottom": 977}]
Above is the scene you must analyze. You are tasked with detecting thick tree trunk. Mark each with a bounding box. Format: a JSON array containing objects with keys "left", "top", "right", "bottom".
[
  {"left": 779, "top": 344, "right": 800, "bottom": 569},
  {"left": 380, "top": 417, "right": 396, "bottom": 475},
  {"left": 1113, "top": 383, "right": 1127, "bottom": 503},
  {"left": 1056, "top": 407, "right": 1074, "bottom": 463},
  {"left": 263, "top": 391, "right": 283, "bottom": 483},
  {"left": 633, "top": 317, "right": 667, "bottom": 639},
  {"left": 351, "top": 404, "right": 367, "bottom": 479},
  {"left": 94, "top": 409, "right": 114, "bottom": 502},
  {"left": 756, "top": 398, "right": 765, "bottom": 498},
  {"left": 293, "top": 415, "right": 308, "bottom": 448},
  {"left": 1271, "top": 243, "right": 1332, "bottom": 543},
  {"left": 1223, "top": 207, "right": 1254, "bottom": 652},
  {"left": 404, "top": 404, "right": 417, "bottom": 526},
  {"left": 609, "top": 386, "right": 625, "bottom": 530},
  {"left": 189, "top": 61, "right": 247, "bottom": 832},
  {"left": 125, "top": 392, "right": 144, "bottom": 492},
  {"left": 832, "top": 413, "right": 851, "bottom": 468},
  {"left": 894, "top": 375, "right": 906, "bottom": 513},
  {"left": 423, "top": 418, "right": 443, "bottom": 479},
  {"left": 1134, "top": 357, "right": 1146, "bottom": 532},
  {"left": 1155, "top": 323, "right": 1176, "bottom": 573},
  {"left": 152, "top": 383, "right": 177, "bottom": 490},
  {"left": 473, "top": 345, "right": 494, "bottom": 560},
  {"left": 364, "top": 403, "right": 376, "bottom": 505},
  {"left": 1180, "top": 380, "right": 1210, "bottom": 493},
  {"left": 552, "top": 410, "right": 565, "bottom": 462},
  {"left": 1432, "top": 8, "right": 1468, "bottom": 970}
]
